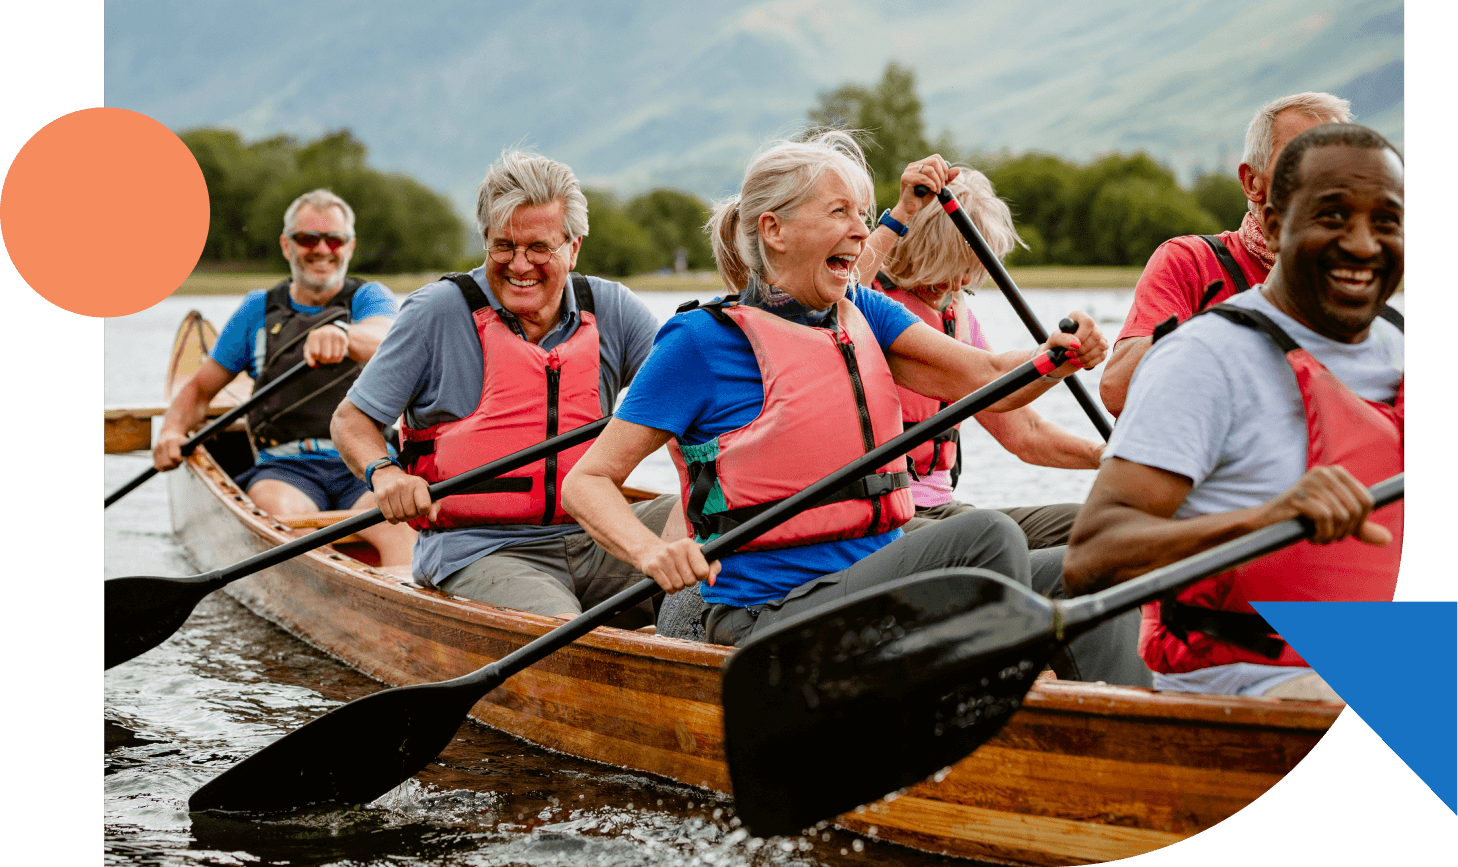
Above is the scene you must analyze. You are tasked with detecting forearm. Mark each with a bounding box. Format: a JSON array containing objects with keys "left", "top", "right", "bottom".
[
  {"left": 561, "top": 469, "right": 667, "bottom": 571},
  {"left": 853, "top": 214, "right": 912, "bottom": 286},
  {"left": 1063, "top": 500, "right": 1272, "bottom": 595},
  {"left": 890, "top": 335, "right": 1057, "bottom": 413},
  {"left": 977, "top": 407, "right": 1102, "bottom": 469},
  {"left": 158, "top": 380, "right": 210, "bottom": 439},
  {"left": 1099, "top": 337, "right": 1150, "bottom": 416},
  {"left": 330, "top": 399, "right": 390, "bottom": 477},
  {"left": 346, "top": 316, "right": 392, "bottom": 363}
]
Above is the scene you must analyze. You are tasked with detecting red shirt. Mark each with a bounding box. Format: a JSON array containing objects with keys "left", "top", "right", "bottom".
[{"left": 1116, "top": 230, "right": 1270, "bottom": 343}]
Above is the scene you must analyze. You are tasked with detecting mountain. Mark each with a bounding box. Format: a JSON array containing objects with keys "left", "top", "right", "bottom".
[{"left": 103, "top": 0, "right": 1402, "bottom": 222}]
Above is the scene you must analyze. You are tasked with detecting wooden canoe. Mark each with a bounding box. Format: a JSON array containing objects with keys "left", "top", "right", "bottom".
[{"left": 155, "top": 311, "right": 1342, "bottom": 866}]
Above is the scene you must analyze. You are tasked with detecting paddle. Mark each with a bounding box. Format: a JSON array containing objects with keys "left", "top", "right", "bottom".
[
  {"left": 104, "top": 417, "right": 611, "bottom": 670},
  {"left": 914, "top": 183, "right": 1114, "bottom": 440},
  {"left": 185, "top": 339, "right": 1077, "bottom": 813},
  {"left": 105, "top": 310, "right": 351, "bottom": 508},
  {"left": 104, "top": 360, "right": 313, "bottom": 507},
  {"left": 722, "top": 472, "right": 1404, "bottom": 837}
]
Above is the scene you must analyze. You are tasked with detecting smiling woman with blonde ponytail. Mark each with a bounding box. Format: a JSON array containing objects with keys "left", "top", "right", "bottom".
[{"left": 560, "top": 129, "right": 1145, "bottom": 687}]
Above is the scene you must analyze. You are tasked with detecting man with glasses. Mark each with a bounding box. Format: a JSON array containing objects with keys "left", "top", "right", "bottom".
[
  {"left": 154, "top": 188, "right": 416, "bottom": 566},
  {"left": 332, "top": 151, "right": 674, "bottom": 628}
]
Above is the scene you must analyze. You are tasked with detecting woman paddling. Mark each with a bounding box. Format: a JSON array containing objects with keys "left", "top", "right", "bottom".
[
  {"left": 562, "top": 131, "right": 1137, "bottom": 683},
  {"left": 865, "top": 167, "right": 1103, "bottom": 549}
]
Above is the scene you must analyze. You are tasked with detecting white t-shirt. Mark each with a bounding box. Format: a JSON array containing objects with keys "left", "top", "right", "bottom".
[{"left": 1107, "top": 287, "right": 1403, "bottom": 695}]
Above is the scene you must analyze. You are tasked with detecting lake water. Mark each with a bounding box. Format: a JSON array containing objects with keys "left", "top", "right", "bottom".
[{"left": 103, "top": 285, "right": 1131, "bottom": 867}]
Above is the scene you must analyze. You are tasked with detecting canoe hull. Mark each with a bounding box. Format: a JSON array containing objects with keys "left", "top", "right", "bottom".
[
  {"left": 168, "top": 453, "right": 1335, "bottom": 866},
  {"left": 162, "top": 310, "right": 1338, "bottom": 866}
]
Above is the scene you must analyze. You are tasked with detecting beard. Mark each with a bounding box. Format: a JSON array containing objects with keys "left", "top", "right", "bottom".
[{"left": 290, "top": 250, "right": 351, "bottom": 293}]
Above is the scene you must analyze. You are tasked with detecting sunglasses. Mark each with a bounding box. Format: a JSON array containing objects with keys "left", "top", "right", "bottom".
[{"left": 291, "top": 232, "right": 352, "bottom": 250}]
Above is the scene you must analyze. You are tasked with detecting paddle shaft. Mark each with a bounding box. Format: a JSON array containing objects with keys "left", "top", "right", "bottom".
[
  {"left": 913, "top": 183, "right": 1114, "bottom": 440},
  {"left": 460, "top": 345, "right": 1072, "bottom": 689},
  {"left": 188, "top": 416, "right": 611, "bottom": 595},
  {"left": 104, "top": 310, "right": 349, "bottom": 507},
  {"left": 1063, "top": 472, "right": 1405, "bottom": 634}
]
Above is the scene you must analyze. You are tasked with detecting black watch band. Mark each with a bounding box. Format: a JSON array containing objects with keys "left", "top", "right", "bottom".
[{"left": 365, "top": 456, "right": 402, "bottom": 491}]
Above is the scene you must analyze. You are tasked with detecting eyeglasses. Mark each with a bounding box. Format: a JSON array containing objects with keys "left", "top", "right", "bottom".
[
  {"left": 486, "top": 238, "right": 571, "bottom": 265},
  {"left": 291, "top": 232, "right": 352, "bottom": 250}
]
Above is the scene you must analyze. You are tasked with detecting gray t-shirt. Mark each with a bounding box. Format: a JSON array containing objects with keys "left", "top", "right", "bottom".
[
  {"left": 346, "top": 266, "right": 660, "bottom": 584},
  {"left": 1109, "top": 287, "right": 1403, "bottom": 515},
  {"left": 1107, "top": 287, "right": 1403, "bottom": 694}
]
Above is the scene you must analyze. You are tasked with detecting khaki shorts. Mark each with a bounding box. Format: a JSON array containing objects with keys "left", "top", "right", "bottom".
[{"left": 438, "top": 495, "right": 678, "bottom": 628}]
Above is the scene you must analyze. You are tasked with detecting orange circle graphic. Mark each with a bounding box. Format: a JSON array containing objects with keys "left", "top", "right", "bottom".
[{"left": 1, "top": 107, "right": 209, "bottom": 317}]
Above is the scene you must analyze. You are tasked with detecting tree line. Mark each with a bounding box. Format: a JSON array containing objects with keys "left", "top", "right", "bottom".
[
  {"left": 182, "top": 126, "right": 713, "bottom": 277},
  {"left": 184, "top": 65, "right": 1249, "bottom": 276},
  {"left": 811, "top": 62, "right": 1250, "bottom": 267},
  {"left": 182, "top": 128, "right": 467, "bottom": 273}
]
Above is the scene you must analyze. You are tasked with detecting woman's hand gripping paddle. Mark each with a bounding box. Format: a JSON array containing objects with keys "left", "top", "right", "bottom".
[
  {"left": 184, "top": 341, "right": 1077, "bottom": 814},
  {"left": 721, "top": 472, "right": 1403, "bottom": 837}
]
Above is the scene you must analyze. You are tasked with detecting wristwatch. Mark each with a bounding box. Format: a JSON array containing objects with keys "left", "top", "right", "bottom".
[
  {"left": 329, "top": 319, "right": 351, "bottom": 334},
  {"left": 364, "top": 456, "right": 403, "bottom": 491},
  {"left": 877, "top": 209, "right": 909, "bottom": 237}
]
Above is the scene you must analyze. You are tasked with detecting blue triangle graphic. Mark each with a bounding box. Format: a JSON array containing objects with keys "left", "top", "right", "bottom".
[{"left": 1253, "top": 601, "right": 1456, "bottom": 813}]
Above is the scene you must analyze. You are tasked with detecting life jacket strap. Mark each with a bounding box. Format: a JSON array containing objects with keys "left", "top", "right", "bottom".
[
  {"left": 685, "top": 470, "right": 910, "bottom": 541},
  {"left": 1159, "top": 596, "right": 1287, "bottom": 660}
]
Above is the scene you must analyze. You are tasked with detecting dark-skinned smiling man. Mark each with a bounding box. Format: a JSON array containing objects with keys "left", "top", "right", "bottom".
[{"left": 1064, "top": 124, "right": 1404, "bottom": 702}]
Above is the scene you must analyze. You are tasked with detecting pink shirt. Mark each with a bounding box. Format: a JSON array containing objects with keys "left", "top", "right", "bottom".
[{"left": 913, "top": 297, "right": 990, "bottom": 508}]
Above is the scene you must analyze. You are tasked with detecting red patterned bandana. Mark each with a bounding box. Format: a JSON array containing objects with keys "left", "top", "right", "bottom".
[{"left": 1239, "top": 210, "right": 1274, "bottom": 268}]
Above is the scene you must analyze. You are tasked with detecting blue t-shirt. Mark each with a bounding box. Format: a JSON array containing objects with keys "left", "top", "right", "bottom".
[
  {"left": 209, "top": 280, "right": 398, "bottom": 460},
  {"left": 210, "top": 281, "right": 399, "bottom": 379},
  {"left": 616, "top": 283, "right": 921, "bottom": 608},
  {"left": 345, "top": 267, "right": 660, "bottom": 585}
]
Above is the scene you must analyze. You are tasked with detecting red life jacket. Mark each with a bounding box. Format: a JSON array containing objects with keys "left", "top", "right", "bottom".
[
  {"left": 1139, "top": 305, "right": 1404, "bottom": 673},
  {"left": 668, "top": 295, "right": 914, "bottom": 552},
  {"left": 399, "top": 273, "right": 601, "bottom": 530},
  {"left": 876, "top": 275, "right": 966, "bottom": 480}
]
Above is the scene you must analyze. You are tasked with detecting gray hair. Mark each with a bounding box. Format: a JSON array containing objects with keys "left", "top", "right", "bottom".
[
  {"left": 475, "top": 150, "right": 589, "bottom": 246},
  {"left": 708, "top": 129, "right": 874, "bottom": 292},
  {"left": 885, "top": 168, "right": 1024, "bottom": 293},
  {"left": 1242, "top": 92, "right": 1353, "bottom": 174},
  {"left": 283, "top": 189, "right": 355, "bottom": 236}
]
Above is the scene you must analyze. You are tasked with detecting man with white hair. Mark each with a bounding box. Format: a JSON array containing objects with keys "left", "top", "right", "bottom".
[
  {"left": 154, "top": 188, "right": 416, "bottom": 566},
  {"left": 1100, "top": 92, "right": 1353, "bottom": 415},
  {"left": 332, "top": 151, "right": 674, "bottom": 627}
]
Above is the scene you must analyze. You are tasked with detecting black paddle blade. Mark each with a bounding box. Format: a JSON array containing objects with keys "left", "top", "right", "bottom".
[
  {"left": 189, "top": 672, "right": 495, "bottom": 813},
  {"left": 105, "top": 574, "right": 220, "bottom": 669},
  {"left": 721, "top": 568, "right": 1062, "bottom": 837}
]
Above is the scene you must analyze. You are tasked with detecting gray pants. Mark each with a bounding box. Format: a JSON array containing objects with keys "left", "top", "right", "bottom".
[
  {"left": 664, "top": 510, "right": 1151, "bottom": 688},
  {"left": 438, "top": 495, "right": 678, "bottom": 629},
  {"left": 903, "top": 499, "right": 1079, "bottom": 550}
]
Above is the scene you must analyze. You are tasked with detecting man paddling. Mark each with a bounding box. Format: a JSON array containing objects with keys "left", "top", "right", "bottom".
[
  {"left": 1064, "top": 124, "right": 1403, "bottom": 700},
  {"left": 154, "top": 189, "right": 416, "bottom": 567},
  {"left": 1100, "top": 92, "right": 1353, "bottom": 415},
  {"left": 331, "top": 151, "right": 676, "bottom": 627}
]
